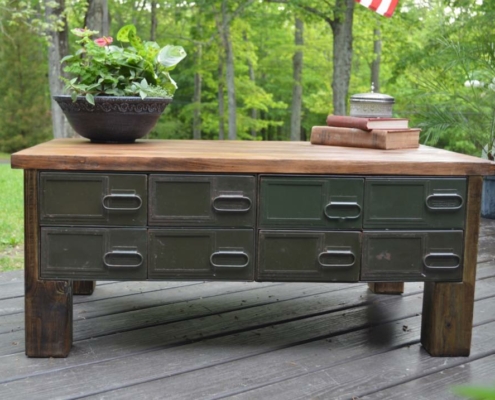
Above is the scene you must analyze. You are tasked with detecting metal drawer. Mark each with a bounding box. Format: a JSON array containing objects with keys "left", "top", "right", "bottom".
[
  {"left": 363, "top": 178, "right": 466, "bottom": 229},
  {"left": 259, "top": 177, "right": 364, "bottom": 229},
  {"left": 258, "top": 230, "right": 361, "bottom": 282},
  {"left": 148, "top": 229, "right": 254, "bottom": 280},
  {"left": 40, "top": 227, "right": 147, "bottom": 280},
  {"left": 149, "top": 175, "right": 256, "bottom": 227},
  {"left": 39, "top": 173, "right": 147, "bottom": 226},
  {"left": 361, "top": 230, "right": 464, "bottom": 282}
]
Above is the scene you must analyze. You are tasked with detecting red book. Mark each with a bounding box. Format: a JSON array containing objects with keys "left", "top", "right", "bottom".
[{"left": 326, "top": 115, "right": 409, "bottom": 130}]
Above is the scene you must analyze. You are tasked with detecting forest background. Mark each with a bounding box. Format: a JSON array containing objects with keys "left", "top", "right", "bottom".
[{"left": 1, "top": 0, "right": 495, "bottom": 158}]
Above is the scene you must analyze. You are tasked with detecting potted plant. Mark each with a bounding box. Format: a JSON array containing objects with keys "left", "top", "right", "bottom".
[{"left": 54, "top": 24, "right": 186, "bottom": 143}]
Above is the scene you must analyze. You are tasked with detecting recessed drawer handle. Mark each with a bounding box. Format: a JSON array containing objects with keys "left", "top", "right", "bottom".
[
  {"left": 318, "top": 250, "right": 356, "bottom": 268},
  {"left": 324, "top": 202, "right": 362, "bottom": 220},
  {"left": 212, "top": 195, "right": 252, "bottom": 213},
  {"left": 102, "top": 193, "right": 143, "bottom": 211},
  {"left": 103, "top": 250, "right": 144, "bottom": 268},
  {"left": 423, "top": 252, "right": 461, "bottom": 269},
  {"left": 425, "top": 194, "right": 464, "bottom": 210},
  {"left": 210, "top": 251, "right": 250, "bottom": 268}
]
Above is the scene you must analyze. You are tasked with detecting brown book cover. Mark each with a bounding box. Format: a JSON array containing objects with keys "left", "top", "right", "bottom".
[
  {"left": 310, "top": 126, "right": 420, "bottom": 150},
  {"left": 326, "top": 115, "right": 409, "bottom": 130}
]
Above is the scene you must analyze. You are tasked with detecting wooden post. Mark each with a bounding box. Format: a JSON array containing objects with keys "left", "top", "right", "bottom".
[
  {"left": 73, "top": 281, "right": 96, "bottom": 295},
  {"left": 368, "top": 282, "right": 404, "bottom": 295},
  {"left": 24, "top": 170, "right": 73, "bottom": 357},
  {"left": 421, "top": 176, "right": 482, "bottom": 356}
]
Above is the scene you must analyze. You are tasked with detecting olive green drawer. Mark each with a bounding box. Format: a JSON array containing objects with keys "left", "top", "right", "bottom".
[
  {"left": 40, "top": 172, "right": 147, "bottom": 226},
  {"left": 149, "top": 175, "right": 256, "bottom": 227},
  {"left": 361, "top": 230, "right": 463, "bottom": 282},
  {"left": 259, "top": 177, "right": 364, "bottom": 229},
  {"left": 258, "top": 230, "right": 361, "bottom": 282},
  {"left": 363, "top": 178, "right": 466, "bottom": 229},
  {"left": 40, "top": 227, "right": 147, "bottom": 280},
  {"left": 148, "top": 229, "right": 254, "bottom": 280}
]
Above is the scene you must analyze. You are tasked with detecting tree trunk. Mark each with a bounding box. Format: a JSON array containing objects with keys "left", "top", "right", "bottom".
[
  {"left": 290, "top": 17, "right": 304, "bottom": 141},
  {"left": 221, "top": 2, "right": 237, "bottom": 140},
  {"left": 45, "top": 0, "right": 73, "bottom": 139},
  {"left": 150, "top": 0, "right": 157, "bottom": 41},
  {"left": 218, "top": 58, "right": 225, "bottom": 140},
  {"left": 193, "top": 44, "right": 202, "bottom": 140},
  {"left": 84, "top": 0, "right": 109, "bottom": 36},
  {"left": 371, "top": 28, "right": 381, "bottom": 93},
  {"left": 330, "top": 0, "right": 354, "bottom": 116}
]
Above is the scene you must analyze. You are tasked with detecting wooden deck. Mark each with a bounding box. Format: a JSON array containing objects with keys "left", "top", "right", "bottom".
[{"left": 1, "top": 220, "right": 495, "bottom": 399}]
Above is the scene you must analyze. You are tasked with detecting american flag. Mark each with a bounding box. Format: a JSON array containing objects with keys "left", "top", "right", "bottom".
[{"left": 355, "top": 0, "right": 399, "bottom": 18}]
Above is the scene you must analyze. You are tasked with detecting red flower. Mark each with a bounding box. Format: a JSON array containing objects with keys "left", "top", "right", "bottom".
[{"left": 94, "top": 36, "right": 113, "bottom": 47}]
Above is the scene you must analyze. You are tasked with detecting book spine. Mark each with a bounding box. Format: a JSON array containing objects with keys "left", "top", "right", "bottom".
[
  {"left": 325, "top": 115, "right": 370, "bottom": 130},
  {"left": 310, "top": 126, "right": 386, "bottom": 149}
]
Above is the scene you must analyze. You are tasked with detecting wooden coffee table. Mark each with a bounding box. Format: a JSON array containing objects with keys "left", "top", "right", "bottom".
[{"left": 11, "top": 139, "right": 495, "bottom": 357}]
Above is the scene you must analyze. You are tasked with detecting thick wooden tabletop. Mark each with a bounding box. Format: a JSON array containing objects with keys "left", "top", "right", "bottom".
[{"left": 10, "top": 138, "right": 495, "bottom": 176}]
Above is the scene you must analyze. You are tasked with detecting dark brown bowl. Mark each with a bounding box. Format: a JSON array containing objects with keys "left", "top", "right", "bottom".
[{"left": 54, "top": 95, "right": 172, "bottom": 143}]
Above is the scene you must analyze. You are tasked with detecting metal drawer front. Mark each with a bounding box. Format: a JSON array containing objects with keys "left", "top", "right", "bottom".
[
  {"left": 258, "top": 230, "right": 361, "bottom": 282},
  {"left": 149, "top": 175, "right": 256, "bottom": 227},
  {"left": 259, "top": 177, "right": 364, "bottom": 229},
  {"left": 40, "top": 228, "right": 147, "bottom": 280},
  {"left": 361, "top": 230, "right": 463, "bottom": 282},
  {"left": 40, "top": 173, "right": 147, "bottom": 226},
  {"left": 363, "top": 178, "right": 466, "bottom": 229},
  {"left": 148, "top": 229, "right": 254, "bottom": 280}
]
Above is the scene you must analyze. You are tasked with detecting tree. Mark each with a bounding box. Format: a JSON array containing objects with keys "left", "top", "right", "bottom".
[
  {"left": 84, "top": 0, "right": 109, "bottom": 36},
  {"left": 290, "top": 16, "right": 303, "bottom": 140},
  {"left": 46, "top": 0, "right": 73, "bottom": 139}
]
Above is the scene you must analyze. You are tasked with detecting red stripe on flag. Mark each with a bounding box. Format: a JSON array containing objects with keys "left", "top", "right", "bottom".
[
  {"left": 384, "top": 0, "right": 399, "bottom": 17},
  {"left": 355, "top": 0, "right": 399, "bottom": 18}
]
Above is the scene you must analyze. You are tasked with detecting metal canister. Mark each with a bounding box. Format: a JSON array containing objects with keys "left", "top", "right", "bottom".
[{"left": 349, "top": 88, "right": 395, "bottom": 118}]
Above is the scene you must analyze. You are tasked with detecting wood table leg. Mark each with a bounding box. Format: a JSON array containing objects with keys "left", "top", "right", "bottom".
[
  {"left": 421, "top": 176, "right": 482, "bottom": 357},
  {"left": 73, "top": 281, "right": 96, "bottom": 295},
  {"left": 24, "top": 170, "right": 73, "bottom": 358},
  {"left": 368, "top": 282, "right": 404, "bottom": 295}
]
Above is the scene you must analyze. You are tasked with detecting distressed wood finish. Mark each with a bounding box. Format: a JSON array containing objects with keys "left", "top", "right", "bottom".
[
  {"left": 421, "top": 176, "right": 483, "bottom": 356},
  {"left": 11, "top": 139, "right": 495, "bottom": 176},
  {"left": 24, "top": 170, "right": 73, "bottom": 357},
  {"left": 73, "top": 281, "right": 96, "bottom": 295},
  {"left": 368, "top": 282, "right": 404, "bottom": 294}
]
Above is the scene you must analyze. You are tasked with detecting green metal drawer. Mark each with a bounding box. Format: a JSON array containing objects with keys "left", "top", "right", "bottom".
[
  {"left": 148, "top": 229, "right": 254, "bottom": 280},
  {"left": 258, "top": 230, "right": 361, "bottom": 282},
  {"left": 363, "top": 178, "right": 466, "bottom": 229},
  {"left": 40, "top": 227, "right": 147, "bottom": 280},
  {"left": 259, "top": 177, "right": 364, "bottom": 229},
  {"left": 40, "top": 173, "right": 147, "bottom": 226},
  {"left": 361, "top": 230, "right": 463, "bottom": 282},
  {"left": 149, "top": 175, "right": 256, "bottom": 227}
]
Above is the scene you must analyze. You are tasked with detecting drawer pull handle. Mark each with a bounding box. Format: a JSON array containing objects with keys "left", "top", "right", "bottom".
[
  {"left": 210, "top": 251, "right": 250, "bottom": 268},
  {"left": 103, "top": 250, "right": 144, "bottom": 268},
  {"left": 102, "top": 194, "right": 143, "bottom": 211},
  {"left": 212, "top": 195, "right": 252, "bottom": 213},
  {"left": 425, "top": 194, "right": 464, "bottom": 210},
  {"left": 423, "top": 252, "right": 461, "bottom": 269},
  {"left": 318, "top": 250, "right": 356, "bottom": 268},
  {"left": 324, "top": 202, "right": 362, "bottom": 220}
]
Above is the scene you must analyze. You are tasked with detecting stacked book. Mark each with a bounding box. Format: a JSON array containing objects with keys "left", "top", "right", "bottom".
[{"left": 310, "top": 115, "right": 421, "bottom": 150}]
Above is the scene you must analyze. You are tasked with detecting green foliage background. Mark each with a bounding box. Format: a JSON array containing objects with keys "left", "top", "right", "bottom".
[{"left": 1, "top": 0, "right": 495, "bottom": 157}]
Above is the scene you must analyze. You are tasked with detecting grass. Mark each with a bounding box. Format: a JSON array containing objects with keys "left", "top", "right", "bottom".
[
  {"left": 0, "top": 152, "right": 10, "bottom": 160},
  {"left": 0, "top": 165, "right": 24, "bottom": 272}
]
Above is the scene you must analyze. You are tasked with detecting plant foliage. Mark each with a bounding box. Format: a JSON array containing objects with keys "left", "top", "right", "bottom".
[{"left": 61, "top": 25, "right": 187, "bottom": 104}]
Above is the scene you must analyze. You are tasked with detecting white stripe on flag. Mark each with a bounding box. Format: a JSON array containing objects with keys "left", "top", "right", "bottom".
[
  {"left": 359, "top": 0, "right": 374, "bottom": 6},
  {"left": 376, "top": 0, "right": 393, "bottom": 15}
]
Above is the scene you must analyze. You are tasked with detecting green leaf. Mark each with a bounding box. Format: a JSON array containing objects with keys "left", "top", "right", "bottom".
[
  {"left": 139, "top": 90, "right": 147, "bottom": 100},
  {"left": 157, "top": 45, "right": 187, "bottom": 69},
  {"left": 85, "top": 93, "right": 95, "bottom": 105},
  {"left": 116, "top": 24, "right": 137, "bottom": 43}
]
